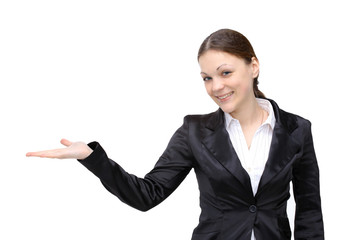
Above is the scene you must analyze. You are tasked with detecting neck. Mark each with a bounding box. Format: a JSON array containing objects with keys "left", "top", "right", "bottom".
[{"left": 230, "top": 96, "right": 262, "bottom": 127}]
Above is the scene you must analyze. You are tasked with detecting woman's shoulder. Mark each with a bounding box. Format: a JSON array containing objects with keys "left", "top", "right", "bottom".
[
  {"left": 185, "top": 110, "right": 220, "bottom": 120},
  {"left": 271, "top": 100, "right": 311, "bottom": 134},
  {"left": 279, "top": 107, "right": 311, "bottom": 123},
  {"left": 183, "top": 109, "right": 223, "bottom": 127},
  {"left": 268, "top": 98, "right": 312, "bottom": 130}
]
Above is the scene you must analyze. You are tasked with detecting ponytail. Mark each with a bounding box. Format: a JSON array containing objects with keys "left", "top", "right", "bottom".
[{"left": 253, "top": 77, "right": 265, "bottom": 98}]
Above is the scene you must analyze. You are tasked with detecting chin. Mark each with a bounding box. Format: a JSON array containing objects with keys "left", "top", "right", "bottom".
[{"left": 219, "top": 105, "right": 236, "bottom": 114}]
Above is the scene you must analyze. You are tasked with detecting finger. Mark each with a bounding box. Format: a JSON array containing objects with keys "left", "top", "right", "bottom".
[
  {"left": 60, "top": 138, "right": 72, "bottom": 147},
  {"left": 26, "top": 149, "right": 65, "bottom": 158},
  {"left": 26, "top": 152, "right": 35, "bottom": 157},
  {"left": 26, "top": 151, "right": 47, "bottom": 157},
  {"left": 26, "top": 150, "right": 54, "bottom": 158}
]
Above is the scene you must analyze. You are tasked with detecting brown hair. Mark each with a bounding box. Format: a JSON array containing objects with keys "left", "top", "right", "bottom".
[{"left": 198, "top": 29, "right": 265, "bottom": 98}]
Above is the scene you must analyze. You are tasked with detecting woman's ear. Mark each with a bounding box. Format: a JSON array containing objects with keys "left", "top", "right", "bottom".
[{"left": 251, "top": 57, "right": 260, "bottom": 78}]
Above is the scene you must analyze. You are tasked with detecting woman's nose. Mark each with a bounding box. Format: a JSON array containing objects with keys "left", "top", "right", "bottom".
[{"left": 212, "top": 78, "right": 225, "bottom": 92}]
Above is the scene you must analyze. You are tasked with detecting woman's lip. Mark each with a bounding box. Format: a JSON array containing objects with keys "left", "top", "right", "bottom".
[{"left": 216, "top": 92, "right": 234, "bottom": 102}]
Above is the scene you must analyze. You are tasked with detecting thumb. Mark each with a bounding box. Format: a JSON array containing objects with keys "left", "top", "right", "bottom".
[{"left": 60, "top": 139, "right": 73, "bottom": 147}]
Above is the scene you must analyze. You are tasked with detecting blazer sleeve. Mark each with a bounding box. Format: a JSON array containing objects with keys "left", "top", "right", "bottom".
[
  {"left": 78, "top": 117, "right": 195, "bottom": 212},
  {"left": 292, "top": 121, "right": 324, "bottom": 239}
]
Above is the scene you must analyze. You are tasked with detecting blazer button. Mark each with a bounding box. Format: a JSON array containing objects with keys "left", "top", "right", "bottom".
[{"left": 249, "top": 205, "right": 257, "bottom": 213}]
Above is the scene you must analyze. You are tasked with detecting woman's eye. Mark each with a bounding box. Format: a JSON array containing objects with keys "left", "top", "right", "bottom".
[
  {"left": 203, "top": 76, "right": 212, "bottom": 81},
  {"left": 222, "top": 71, "right": 232, "bottom": 76}
]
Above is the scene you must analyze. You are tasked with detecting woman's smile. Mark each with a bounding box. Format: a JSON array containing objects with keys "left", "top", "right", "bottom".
[{"left": 216, "top": 91, "right": 234, "bottom": 102}]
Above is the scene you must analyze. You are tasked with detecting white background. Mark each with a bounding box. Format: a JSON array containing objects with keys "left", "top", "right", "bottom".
[{"left": 1, "top": 0, "right": 359, "bottom": 239}]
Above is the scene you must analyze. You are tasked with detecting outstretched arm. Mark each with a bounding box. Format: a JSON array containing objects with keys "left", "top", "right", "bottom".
[
  {"left": 26, "top": 117, "right": 195, "bottom": 212},
  {"left": 78, "top": 118, "right": 194, "bottom": 211}
]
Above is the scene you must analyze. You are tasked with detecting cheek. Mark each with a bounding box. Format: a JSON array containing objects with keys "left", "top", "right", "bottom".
[
  {"left": 241, "top": 75, "right": 254, "bottom": 94},
  {"left": 243, "top": 81, "right": 252, "bottom": 94},
  {"left": 235, "top": 78, "right": 252, "bottom": 95}
]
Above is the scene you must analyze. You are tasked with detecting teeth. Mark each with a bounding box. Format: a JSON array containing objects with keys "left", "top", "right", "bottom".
[{"left": 218, "top": 92, "right": 233, "bottom": 100}]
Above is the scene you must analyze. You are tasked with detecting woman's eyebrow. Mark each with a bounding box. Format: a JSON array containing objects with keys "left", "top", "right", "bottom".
[
  {"left": 200, "top": 63, "right": 230, "bottom": 75},
  {"left": 200, "top": 64, "right": 231, "bottom": 75},
  {"left": 216, "top": 64, "right": 230, "bottom": 70}
]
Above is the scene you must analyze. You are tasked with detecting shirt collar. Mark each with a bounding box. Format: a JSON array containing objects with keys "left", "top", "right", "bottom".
[{"left": 224, "top": 98, "right": 276, "bottom": 130}]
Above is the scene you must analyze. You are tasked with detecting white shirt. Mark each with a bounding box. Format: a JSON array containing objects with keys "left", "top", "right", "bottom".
[{"left": 224, "top": 98, "right": 276, "bottom": 240}]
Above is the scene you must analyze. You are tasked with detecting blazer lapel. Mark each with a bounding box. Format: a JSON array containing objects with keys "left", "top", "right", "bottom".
[
  {"left": 256, "top": 99, "right": 301, "bottom": 195},
  {"left": 200, "top": 100, "right": 301, "bottom": 199},
  {"left": 201, "top": 109, "right": 254, "bottom": 199}
]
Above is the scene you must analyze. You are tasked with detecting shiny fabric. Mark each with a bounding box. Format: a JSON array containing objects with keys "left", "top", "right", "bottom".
[
  {"left": 79, "top": 99, "right": 324, "bottom": 240},
  {"left": 225, "top": 98, "right": 276, "bottom": 240}
]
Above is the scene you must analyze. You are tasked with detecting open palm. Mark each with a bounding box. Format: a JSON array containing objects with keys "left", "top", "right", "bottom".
[{"left": 26, "top": 139, "right": 93, "bottom": 160}]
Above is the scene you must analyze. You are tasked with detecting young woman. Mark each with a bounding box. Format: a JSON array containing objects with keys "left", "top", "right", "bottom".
[{"left": 26, "top": 29, "right": 324, "bottom": 240}]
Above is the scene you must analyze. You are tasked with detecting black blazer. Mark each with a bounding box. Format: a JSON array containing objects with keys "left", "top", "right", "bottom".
[{"left": 80, "top": 99, "right": 324, "bottom": 240}]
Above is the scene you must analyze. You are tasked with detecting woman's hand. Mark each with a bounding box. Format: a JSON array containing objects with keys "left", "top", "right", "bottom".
[{"left": 26, "top": 139, "right": 93, "bottom": 160}]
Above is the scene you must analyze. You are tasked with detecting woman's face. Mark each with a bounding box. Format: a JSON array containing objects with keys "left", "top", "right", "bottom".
[{"left": 199, "top": 50, "right": 259, "bottom": 115}]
